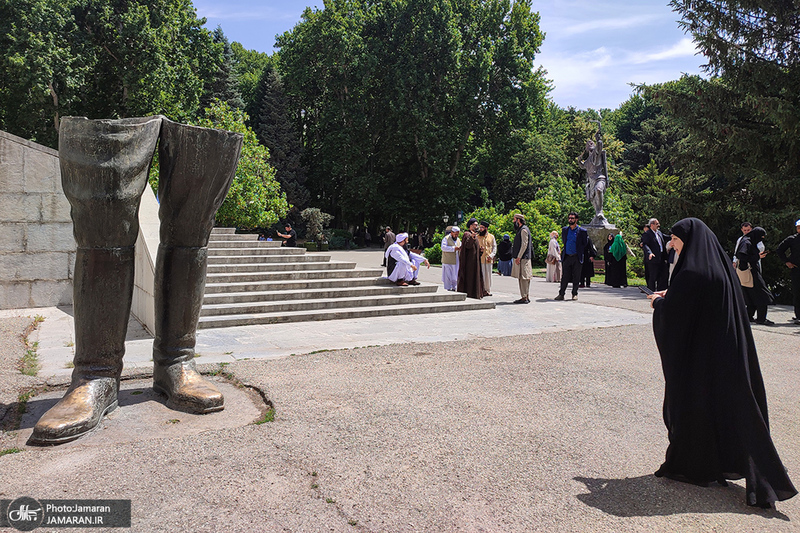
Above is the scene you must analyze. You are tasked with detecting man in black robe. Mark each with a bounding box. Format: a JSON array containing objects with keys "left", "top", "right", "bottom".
[
  {"left": 648, "top": 218, "right": 796, "bottom": 508},
  {"left": 457, "top": 218, "right": 483, "bottom": 299}
]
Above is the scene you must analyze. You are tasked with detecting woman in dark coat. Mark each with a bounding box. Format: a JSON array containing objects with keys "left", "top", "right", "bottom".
[
  {"left": 648, "top": 218, "right": 796, "bottom": 508},
  {"left": 736, "top": 227, "right": 773, "bottom": 325}
]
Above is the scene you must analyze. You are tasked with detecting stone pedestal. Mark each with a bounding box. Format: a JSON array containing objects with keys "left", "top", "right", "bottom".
[{"left": 586, "top": 223, "right": 618, "bottom": 256}]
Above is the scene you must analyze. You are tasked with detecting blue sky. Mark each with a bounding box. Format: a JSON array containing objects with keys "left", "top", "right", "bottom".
[{"left": 194, "top": 0, "right": 707, "bottom": 110}]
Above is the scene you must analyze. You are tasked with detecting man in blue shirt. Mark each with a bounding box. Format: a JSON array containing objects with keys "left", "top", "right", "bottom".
[{"left": 555, "top": 212, "right": 589, "bottom": 301}]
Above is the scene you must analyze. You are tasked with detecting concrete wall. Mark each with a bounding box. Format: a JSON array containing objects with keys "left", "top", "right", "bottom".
[
  {"left": 0, "top": 130, "right": 74, "bottom": 308},
  {"left": 0, "top": 129, "right": 157, "bottom": 334},
  {"left": 132, "top": 187, "right": 159, "bottom": 335}
]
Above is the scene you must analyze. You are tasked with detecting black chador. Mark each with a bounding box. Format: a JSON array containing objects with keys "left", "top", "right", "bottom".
[{"left": 651, "top": 218, "right": 796, "bottom": 508}]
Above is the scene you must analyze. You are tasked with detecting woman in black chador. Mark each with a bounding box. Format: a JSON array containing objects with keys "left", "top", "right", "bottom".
[
  {"left": 648, "top": 218, "right": 796, "bottom": 508},
  {"left": 736, "top": 227, "right": 774, "bottom": 325}
]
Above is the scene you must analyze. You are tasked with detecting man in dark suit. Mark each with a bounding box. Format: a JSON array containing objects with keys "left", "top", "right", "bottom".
[
  {"left": 555, "top": 212, "right": 590, "bottom": 301},
  {"left": 642, "top": 217, "right": 670, "bottom": 290}
]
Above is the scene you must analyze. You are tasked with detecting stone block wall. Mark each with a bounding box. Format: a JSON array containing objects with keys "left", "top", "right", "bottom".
[{"left": 0, "top": 130, "right": 75, "bottom": 308}]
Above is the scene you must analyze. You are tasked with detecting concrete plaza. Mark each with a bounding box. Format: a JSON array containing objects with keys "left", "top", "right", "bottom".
[{"left": 1, "top": 249, "right": 800, "bottom": 532}]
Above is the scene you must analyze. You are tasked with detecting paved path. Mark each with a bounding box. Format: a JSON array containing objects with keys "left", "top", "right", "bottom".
[{"left": 2, "top": 250, "right": 800, "bottom": 532}]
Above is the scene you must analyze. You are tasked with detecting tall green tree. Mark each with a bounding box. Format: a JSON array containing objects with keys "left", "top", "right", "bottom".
[
  {"left": 276, "top": 0, "right": 548, "bottom": 229},
  {"left": 230, "top": 41, "right": 273, "bottom": 111},
  {"left": 249, "top": 65, "right": 310, "bottom": 209},
  {"left": 0, "top": 0, "right": 219, "bottom": 148},
  {"left": 201, "top": 26, "right": 244, "bottom": 111}
]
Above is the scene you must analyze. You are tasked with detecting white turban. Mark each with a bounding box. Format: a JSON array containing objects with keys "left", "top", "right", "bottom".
[
  {"left": 795, "top": 219, "right": 800, "bottom": 227},
  {"left": 396, "top": 233, "right": 409, "bottom": 243},
  {"left": 450, "top": 226, "right": 460, "bottom": 233}
]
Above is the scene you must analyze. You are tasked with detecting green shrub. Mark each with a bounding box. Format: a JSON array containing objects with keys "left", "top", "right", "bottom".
[{"left": 424, "top": 243, "right": 442, "bottom": 265}]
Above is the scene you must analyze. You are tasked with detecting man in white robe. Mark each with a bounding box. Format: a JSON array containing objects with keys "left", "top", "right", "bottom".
[
  {"left": 440, "top": 227, "right": 461, "bottom": 290},
  {"left": 385, "top": 233, "right": 418, "bottom": 286}
]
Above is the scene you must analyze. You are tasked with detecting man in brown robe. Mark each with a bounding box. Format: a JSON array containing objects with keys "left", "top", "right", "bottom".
[{"left": 457, "top": 218, "right": 484, "bottom": 299}]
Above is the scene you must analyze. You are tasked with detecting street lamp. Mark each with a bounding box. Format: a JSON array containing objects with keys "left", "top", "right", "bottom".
[{"left": 442, "top": 214, "right": 449, "bottom": 225}]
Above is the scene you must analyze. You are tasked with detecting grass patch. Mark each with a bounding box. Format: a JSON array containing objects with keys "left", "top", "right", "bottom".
[
  {"left": 0, "top": 448, "right": 22, "bottom": 457},
  {"left": 532, "top": 267, "right": 646, "bottom": 286},
  {"left": 254, "top": 407, "right": 275, "bottom": 424},
  {"left": 166, "top": 419, "right": 180, "bottom": 424},
  {"left": 208, "top": 362, "right": 231, "bottom": 377},
  {"left": 64, "top": 361, "right": 74, "bottom": 369},
  {"left": 19, "top": 316, "right": 45, "bottom": 377},
  {"left": 19, "top": 342, "right": 40, "bottom": 376},
  {"left": 325, "top": 498, "right": 336, "bottom": 504},
  {"left": 308, "top": 349, "right": 331, "bottom": 355}
]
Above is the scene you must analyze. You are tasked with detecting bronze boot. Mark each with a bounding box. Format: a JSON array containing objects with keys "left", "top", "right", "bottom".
[
  {"left": 152, "top": 118, "right": 242, "bottom": 414},
  {"left": 29, "top": 116, "right": 162, "bottom": 445}
]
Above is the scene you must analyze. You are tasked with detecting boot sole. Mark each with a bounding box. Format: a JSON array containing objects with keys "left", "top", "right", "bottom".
[
  {"left": 152, "top": 383, "right": 225, "bottom": 414},
  {"left": 27, "top": 400, "right": 119, "bottom": 446}
]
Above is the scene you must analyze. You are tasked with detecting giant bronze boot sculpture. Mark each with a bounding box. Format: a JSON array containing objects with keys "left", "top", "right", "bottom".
[
  {"left": 151, "top": 118, "right": 242, "bottom": 413},
  {"left": 29, "top": 116, "right": 162, "bottom": 445}
]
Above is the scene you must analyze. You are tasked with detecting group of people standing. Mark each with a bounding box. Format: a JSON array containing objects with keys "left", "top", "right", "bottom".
[
  {"left": 439, "top": 215, "right": 534, "bottom": 303},
  {"left": 439, "top": 218, "right": 501, "bottom": 299}
]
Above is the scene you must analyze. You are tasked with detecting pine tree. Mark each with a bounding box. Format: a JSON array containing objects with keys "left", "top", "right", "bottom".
[
  {"left": 249, "top": 66, "right": 310, "bottom": 209},
  {"left": 200, "top": 27, "right": 245, "bottom": 112}
]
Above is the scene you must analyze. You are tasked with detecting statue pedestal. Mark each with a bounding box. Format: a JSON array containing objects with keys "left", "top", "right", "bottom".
[{"left": 586, "top": 222, "right": 618, "bottom": 256}]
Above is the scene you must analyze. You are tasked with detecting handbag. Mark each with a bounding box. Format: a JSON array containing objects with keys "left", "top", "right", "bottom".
[{"left": 736, "top": 264, "right": 754, "bottom": 288}]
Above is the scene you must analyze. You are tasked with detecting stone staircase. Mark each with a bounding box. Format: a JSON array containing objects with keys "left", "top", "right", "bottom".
[{"left": 198, "top": 228, "right": 495, "bottom": 328}]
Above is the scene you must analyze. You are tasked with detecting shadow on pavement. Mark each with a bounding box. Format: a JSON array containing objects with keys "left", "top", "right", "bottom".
[{"left": 574, "top": 475, "right": 790, "bottom": 520}]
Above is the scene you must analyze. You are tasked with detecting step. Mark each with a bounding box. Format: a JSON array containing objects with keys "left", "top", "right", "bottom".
[
  {"left": 208, "top": 240, "right": 292, "bottom": 249},
  {"left": 197, "top": 299, "right": 497, "bottom": 328},
  {"left": 203, "top": 284, "right": 438, "bottom": 305},
  {"left": 206, "top": 261, "right": 356, "bottom": 274},
  {"left": 205, "top": 268, "right": 383, "bottom": 285},
  {"left": 208, "top": 247, "right": 306, "bottom": 262},
  {"left": 200, "top": 291, "right": 466, "bottom": 317},
  {"left": 208, "top": 234, "right": 274, "bottom": 242},
  {"left": 209, "top": 247, "right": 308, "bottom": 257},
  {"left": 211, "top": 228, "right": 236, "bottom": 235},
  {"left": 203, "top": 274, "right": 387, "bottom": 294},
  {"left": 208, "top": 255, "right": 331, "bottom": 266}
]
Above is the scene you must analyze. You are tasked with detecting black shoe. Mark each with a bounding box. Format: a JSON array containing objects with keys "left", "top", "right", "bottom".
[
  {"left": 756, "top": 319, "right": 775, "bottom": 326},
  {"left": 578, "top": 284, "right": 585, "bottom": 288},
  {"left": 513, "top": 298, "right": 527, "bottom": 304},
  {"left": 408, "top": 280, "right": 420, "bottom": 286},
  {"left": 554, "top": 294, "right": 565, "bottom": 301},
  {"left": 524, "top": 298, "right": 530, "bottom": 304}
]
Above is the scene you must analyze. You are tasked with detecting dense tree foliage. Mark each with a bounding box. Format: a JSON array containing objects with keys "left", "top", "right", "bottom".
[
  {"left": 276, "top": 0, "right": 548, "bottom": 231},
  {"left": 201, "top": 27, "right": 244, "bottom": 111},
  {"left": 248, "top": 66, "right": 310, "bottom": 210},
  {"left": 0, "top": 0, "right": 220, "bottom": 148}
]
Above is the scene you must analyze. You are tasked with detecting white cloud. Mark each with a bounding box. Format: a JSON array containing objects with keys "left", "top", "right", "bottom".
[
  {"left": 537, "top": 38, "right": 705, "bottom": 109},
  {"left": 629, "top": 38, "right": 700, "bottom": 64},
  {"left": 560, "top": 14, "right": 663, "bottom": 36}
]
